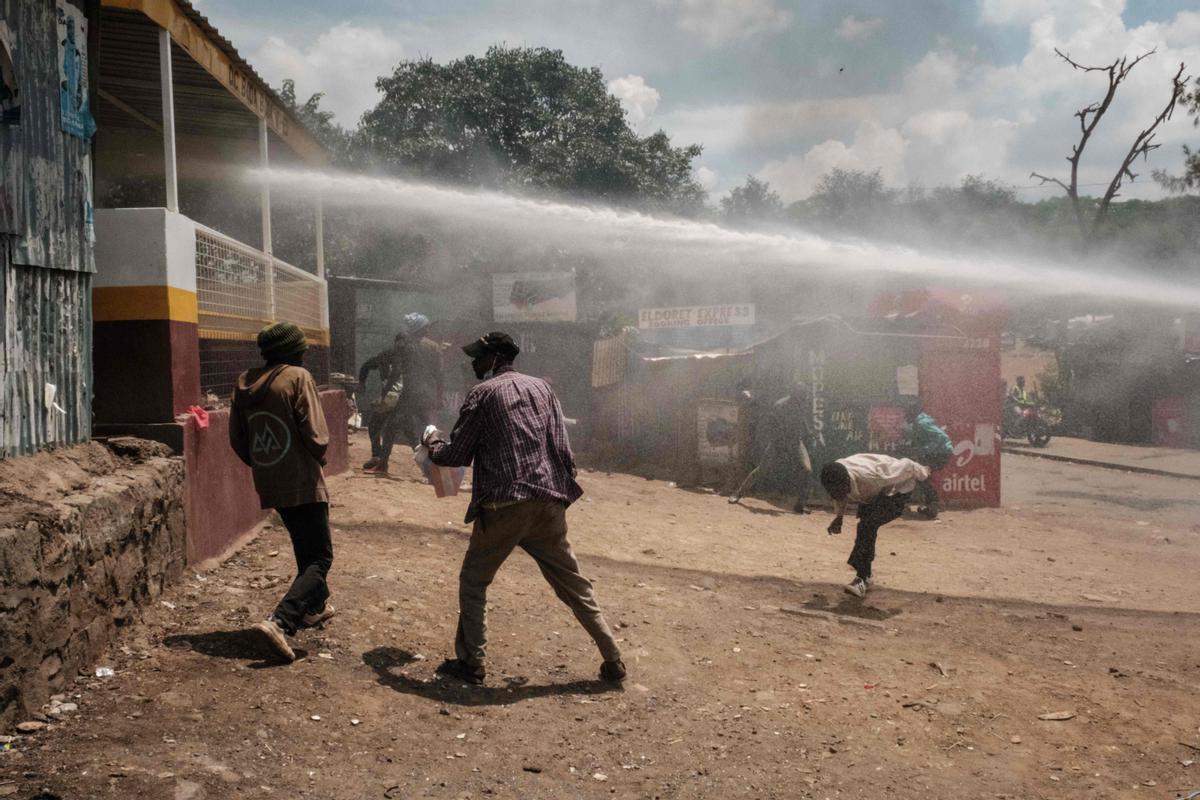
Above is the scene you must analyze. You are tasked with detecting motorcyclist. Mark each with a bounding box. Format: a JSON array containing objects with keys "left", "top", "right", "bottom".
[{"left": 1004, "top": 376, "right": 1032, "bottom": 436}]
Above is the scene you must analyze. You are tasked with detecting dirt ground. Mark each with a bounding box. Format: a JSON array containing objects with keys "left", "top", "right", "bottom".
[{"left": 4, "top": 433, "right": 1200, "bottom": 799}]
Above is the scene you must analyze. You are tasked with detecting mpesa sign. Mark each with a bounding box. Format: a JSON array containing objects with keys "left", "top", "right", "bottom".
[{"left": 638, "top": 304, "right": 756, "bottom": 330}]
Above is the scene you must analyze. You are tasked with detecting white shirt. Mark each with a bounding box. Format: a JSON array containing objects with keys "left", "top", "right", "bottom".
[{"left": 838, "top": 453, "right": 931, "bottom": 503}]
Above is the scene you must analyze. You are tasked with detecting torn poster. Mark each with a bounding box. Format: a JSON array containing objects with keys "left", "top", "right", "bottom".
[{"left": 56, "top": 1, "right": 95, "bottom": 138}]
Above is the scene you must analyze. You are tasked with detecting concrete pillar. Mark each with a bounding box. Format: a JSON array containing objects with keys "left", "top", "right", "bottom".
[
  {"left": 159, "top": 29, "right": 179, "bottom": 213},
  {"left": 92, "top": 209, "right": 200, "bottom": 428}
]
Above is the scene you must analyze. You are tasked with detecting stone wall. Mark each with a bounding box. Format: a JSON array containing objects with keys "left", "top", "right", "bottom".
[{"left": 0, "top": 440, "right": 186, "bottom": 730}]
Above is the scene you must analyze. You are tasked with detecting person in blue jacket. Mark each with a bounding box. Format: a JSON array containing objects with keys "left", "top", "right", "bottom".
[{"left": 905, "top": 404, "right": 954, "bottom": 519}]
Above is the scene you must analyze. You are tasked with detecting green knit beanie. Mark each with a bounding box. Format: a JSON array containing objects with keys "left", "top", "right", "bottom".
[{"left": 257, "top": 321, "right": 308, "bottom": 361}]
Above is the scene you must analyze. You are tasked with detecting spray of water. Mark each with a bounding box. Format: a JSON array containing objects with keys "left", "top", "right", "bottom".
[{"left": 256, "top": 168, "right": 1200, "bottom": 309}]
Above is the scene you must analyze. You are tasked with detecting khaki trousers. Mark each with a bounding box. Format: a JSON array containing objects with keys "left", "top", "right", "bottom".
[{"left": 455, "top": 500, "right": 621, "bottom": 667}]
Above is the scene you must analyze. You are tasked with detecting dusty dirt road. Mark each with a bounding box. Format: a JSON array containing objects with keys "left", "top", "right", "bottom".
[{"left": 4, "top": 435, "right": 1200, "bottom": 799}]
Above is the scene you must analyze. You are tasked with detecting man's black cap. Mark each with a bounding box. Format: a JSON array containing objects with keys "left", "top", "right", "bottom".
[{"left": 462, "top": 331, "right": 520, "bottom": 359}]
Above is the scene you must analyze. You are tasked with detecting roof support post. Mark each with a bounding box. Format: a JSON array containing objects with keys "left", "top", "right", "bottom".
[
  {"left": 259, "top": 117, "right": 275, "bottom": 318},
  {"left": 258, "top": 117, "right": 272, "bottom": 256},
  {"left": 158, "top": 28, "right": 179, "bottom": 213},
  {"left": 315, "top": 193, "right": 327, "bottom": 328},
  {"left": 315, "top": 194, "right": 325, "bottom": 280}
]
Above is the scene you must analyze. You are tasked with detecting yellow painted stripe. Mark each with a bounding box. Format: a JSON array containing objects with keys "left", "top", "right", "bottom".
[{"left": 93, "top": 285, "right": 199, "bottom": 323}]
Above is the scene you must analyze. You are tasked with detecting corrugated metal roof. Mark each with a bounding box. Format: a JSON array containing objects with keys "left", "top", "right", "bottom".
[
  {"left": 99, "top": 9, "right": 259, "bottom": 141},
  {"left": 98, "top": 0, "right": 329, "bottom": 162}
]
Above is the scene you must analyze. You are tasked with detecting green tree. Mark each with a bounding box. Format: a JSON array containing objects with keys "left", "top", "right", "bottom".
[
  {"left": 800, "top": 168, "right": 896, "bottom": 228},
  {"left": 719, "top": 176, "right": 784, "bottom": 227},
  {"left": 359, "top": 46, "right": 706, "bottom": 215},
  {"left": 278, "top": 79, "right": 355, "bottom": 165}
]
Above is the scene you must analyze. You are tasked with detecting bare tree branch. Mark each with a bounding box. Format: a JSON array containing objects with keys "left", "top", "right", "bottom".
[
  {"left": 1029, "top": 172, "right": 1070, "bottom": 193},
  {"left": 1033, "top": 48, "right": 1188, "bottom": 246},
  {"left": 1092, "top": 61, "right": 1189, "bottom": 235}
]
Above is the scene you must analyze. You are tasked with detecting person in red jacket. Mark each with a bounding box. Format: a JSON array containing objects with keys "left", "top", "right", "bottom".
[{"left": 230, "top": 322, "right": 334, "bottom": 662}]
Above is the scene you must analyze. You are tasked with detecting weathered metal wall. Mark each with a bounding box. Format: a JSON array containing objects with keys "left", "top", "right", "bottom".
[
  {"left": 1, "top": 242, "right": 93, "bottom": 455},
  {"left": 0, "top": 0, "right": 96, "bottom": 456}
]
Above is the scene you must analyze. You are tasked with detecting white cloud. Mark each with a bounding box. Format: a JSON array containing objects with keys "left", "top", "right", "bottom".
[
  {"left": 608, "top": 74, "right": 661, "bottom": 132},
  {"left": 980, "top": 0, "right": 1124, "bottom": 28},
  {"left": 759, "top": 121, "right": 908, "bottom": 201},
  {"left": 656, "top": 103, "right": 752, "bottom": 153},
  {"left": 836, "top": 15, "right": 885, "bottom": 42},
  {"left": 658, "top": 0, "right": 792, "bottom": 47},
  {"left": 694, "top": 165, "right": 719, "bottom": 191},
  {"left": 689, "top": 2, "right": 1200, "bottom": 202},
  {"left": 252, "top": 24, "right": 405, "bottom": 125}
]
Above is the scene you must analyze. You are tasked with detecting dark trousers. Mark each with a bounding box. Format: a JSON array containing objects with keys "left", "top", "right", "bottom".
[
  {"left": 847, "top": 493, "right": 910, "bottom": 580},
  {"left": 369, "top": 403, "right": 428, "bottom": 465},
  {"left": 367, "top": 405, "right": 396, "bottom": 461},
  {"left": 455, "top": 501, "right": 620, "bottom": 667},
  {"left": 272, "top": 502, "right": 333, "bottom": 634}
]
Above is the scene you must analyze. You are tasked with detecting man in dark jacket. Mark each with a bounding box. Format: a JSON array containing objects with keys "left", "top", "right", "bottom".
[
  {"left": 230, "top": 322, "right": 334, "bottom": 662},
  {"left": 390, "top": 313, "right": 444, "bottom": 459},
  {"left": 424, "top": 332, "right": 624, "bottom": 687},
  {"left": 359, "top": 312, "right": 444, "bottom": 475},
  {"left": 357, "top": 334, "right": 405, "bottom": 474},
  {"left": 729, "top": 383, "right": 814, "bottom": 513}
]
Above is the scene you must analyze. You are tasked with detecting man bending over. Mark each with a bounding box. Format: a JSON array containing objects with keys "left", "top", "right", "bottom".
[{"left": 819, "top": 454, "right": 930, "bottom": 599}]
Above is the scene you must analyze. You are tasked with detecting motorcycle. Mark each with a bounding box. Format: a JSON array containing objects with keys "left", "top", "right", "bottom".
[{"left": 1003, "top": 402, "right": 1052, "bottom": 447}]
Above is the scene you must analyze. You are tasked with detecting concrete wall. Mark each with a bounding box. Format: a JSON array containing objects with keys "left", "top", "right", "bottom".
[{"left": 0, "top": 441, "right": 186, "bottom": 730}]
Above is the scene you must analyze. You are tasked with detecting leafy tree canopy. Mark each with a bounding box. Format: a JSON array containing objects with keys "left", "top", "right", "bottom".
[
  {"left": 358, "top": 46, "right": 706, "bottom": 215},
  {"left": 719, "top": 175, "right": 784, "bottom": 227}
]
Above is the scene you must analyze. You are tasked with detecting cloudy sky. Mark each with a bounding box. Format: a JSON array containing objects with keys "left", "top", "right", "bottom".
[{"left": 191, "top": 0, "right": 1199, "bottom": 202}]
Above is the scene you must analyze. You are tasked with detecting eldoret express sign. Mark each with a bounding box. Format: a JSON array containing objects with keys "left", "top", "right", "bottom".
[{"left": 638, "top": 304, "right": 755, "bottom": 330}]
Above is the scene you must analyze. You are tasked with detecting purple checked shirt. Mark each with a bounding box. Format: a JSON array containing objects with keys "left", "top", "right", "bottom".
[{"left": 427, "top": 366, "right": 583, "bottom": 522}]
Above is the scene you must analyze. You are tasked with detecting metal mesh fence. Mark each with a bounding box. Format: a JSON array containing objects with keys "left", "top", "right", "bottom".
[
  {"left": 195, "top": 227, "right": 327, "bottom": 398},
  {"left": 196, "top": 228, "right": 271, "bottom": 340}
]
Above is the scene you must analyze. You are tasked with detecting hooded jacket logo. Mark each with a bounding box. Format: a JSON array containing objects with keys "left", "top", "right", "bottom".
[{"left": 248, "top": 411, "right": 291, "bottom": 467}]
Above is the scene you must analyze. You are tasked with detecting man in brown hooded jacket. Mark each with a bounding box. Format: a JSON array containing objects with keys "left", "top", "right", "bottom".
[{"left": 230, "top": 321, "right": 333, "bottom": 662}]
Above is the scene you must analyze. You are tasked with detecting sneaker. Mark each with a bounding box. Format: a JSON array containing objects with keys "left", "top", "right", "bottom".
[
  {"left": 301, "top": 603, "right": 336, "bottom": 628},
  {"left": 920, "top": 504, "right": 939, "bottom": 520},
  {"left": 362, "top": 458, "right": 380, "bottom": 471},
  {"left": 844, "top": 577, "right": 868, "bottom": 599},
  {"left": 435, "top": 658, "right": 485, "bottom": 685},
  {"left": 252, "top": 619, "right": 295, "bottom": 662},
  {"left": 364, "top": 463, "right": 390, "bottom": 476},
  {"left": 727, "top": 495, "right": 741, "bottom": 505},
  {"left": 599, "top": 659, "right": 627, "bottom": 684}
]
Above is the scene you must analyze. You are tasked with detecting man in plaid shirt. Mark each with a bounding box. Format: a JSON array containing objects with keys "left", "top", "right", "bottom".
[{"left": 425, "top": 332, "right": 625, "bottom": 686}]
